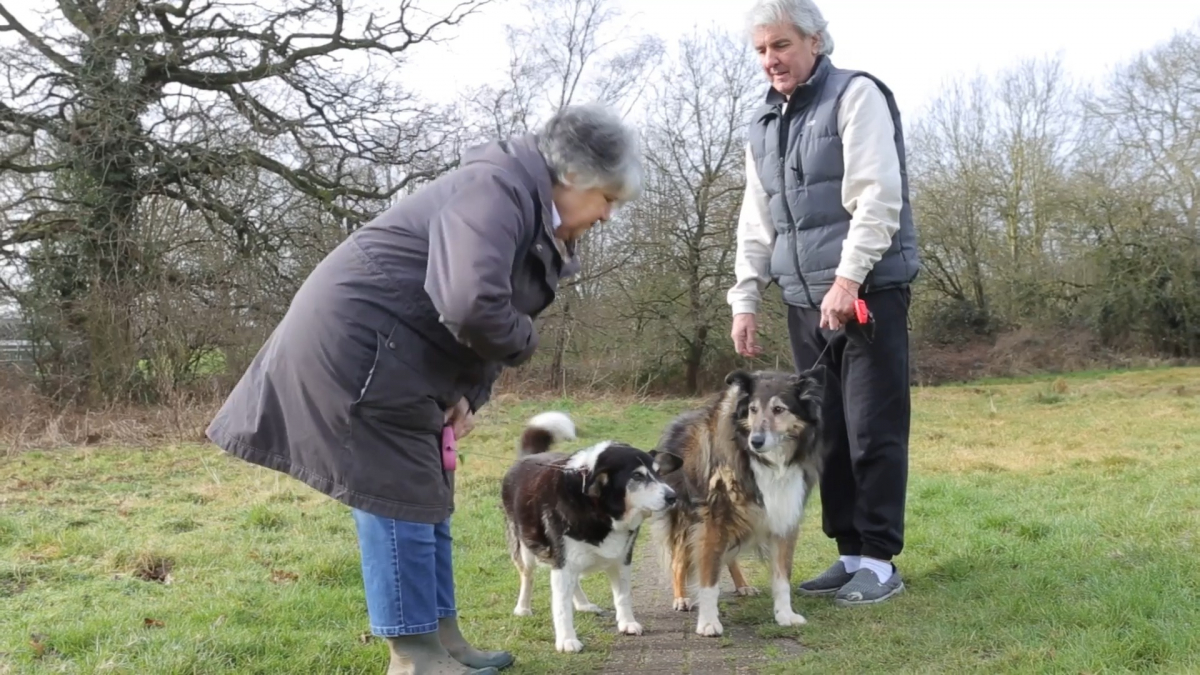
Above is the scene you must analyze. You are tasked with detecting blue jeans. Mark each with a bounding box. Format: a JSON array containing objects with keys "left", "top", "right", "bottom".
[{"left": 352, "top": 509, "right": 457, "bottom": 636}]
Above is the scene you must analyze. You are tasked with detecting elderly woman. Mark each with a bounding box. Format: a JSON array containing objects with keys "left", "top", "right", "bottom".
[
  {"left": 206, "top": 104, "right": 641, "bottom": 674},
  {"left": 727, "top": 0, "right": 920, "bottom": 609}
]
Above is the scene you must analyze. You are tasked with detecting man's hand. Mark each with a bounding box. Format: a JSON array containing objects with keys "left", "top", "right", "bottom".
[
  {"left": 445, "top": 397, "right": 475, "bottom": 440},
  {"left": 820, "top": 277, "right": 861, "bottom": 330},
  {"left": 732, "top": 313, "right": 763, "bottom": 357}
]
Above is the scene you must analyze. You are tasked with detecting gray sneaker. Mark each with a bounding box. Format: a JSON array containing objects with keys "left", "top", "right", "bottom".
[
  {"left": 833, "top": 566, "right": 905, "bottom": 606},
  {"left": 795, "top": 560, "right": 855, "bottom": 596}
]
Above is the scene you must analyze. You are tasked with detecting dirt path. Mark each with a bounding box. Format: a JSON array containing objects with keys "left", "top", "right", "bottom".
[{"left": 596, "top": 549, "right": 806, "bottom": 674}]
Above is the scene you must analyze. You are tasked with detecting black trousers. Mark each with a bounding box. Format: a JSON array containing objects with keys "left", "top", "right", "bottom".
[{"left": 787, "top": 286, "right": 911, "bottom": 561}]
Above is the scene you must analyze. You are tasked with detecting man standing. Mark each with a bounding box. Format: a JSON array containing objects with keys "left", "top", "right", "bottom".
[{"left": 727, "top": 0, "right": 919, "bottom": 606}]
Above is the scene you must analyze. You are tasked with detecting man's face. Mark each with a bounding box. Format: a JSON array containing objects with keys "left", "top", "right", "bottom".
[{"left": 752, "top": 22, "right": 821, "bottom": 98}]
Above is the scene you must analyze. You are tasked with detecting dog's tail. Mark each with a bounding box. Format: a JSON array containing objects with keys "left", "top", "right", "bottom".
[{"left": 518, "top": 411, "right": 577, "bottom": 457}]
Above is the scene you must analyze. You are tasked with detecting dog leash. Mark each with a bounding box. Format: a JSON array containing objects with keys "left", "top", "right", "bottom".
[
  {"left": 811, "top": 337, "right": 835, "bottom": 370},
  {"left": 440, "top": 428, "right": 587, "bottom": 475},
  {"left": 443, "top": 298, "right": 872, "bottom": 473},
  {"left": 808, "top": 298, "right": 872, "bottom": 369}
]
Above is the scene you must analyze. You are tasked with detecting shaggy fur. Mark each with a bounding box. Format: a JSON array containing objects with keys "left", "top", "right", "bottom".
[
  {"left": 500, "top": 411, "right": 683, "bottom": 653},
  {"left": 649, "top": 367, "right": 827, "bottom": 637}
]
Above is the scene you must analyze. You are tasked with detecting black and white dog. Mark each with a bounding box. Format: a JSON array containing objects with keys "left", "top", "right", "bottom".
[{"left": 500, "top": 411, "right": 683, "bottom": 653}]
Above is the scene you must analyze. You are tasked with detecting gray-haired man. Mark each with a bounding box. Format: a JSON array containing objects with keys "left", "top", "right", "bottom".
[{"left": 728, "top": 0, "right": 919, "bottom": 606}]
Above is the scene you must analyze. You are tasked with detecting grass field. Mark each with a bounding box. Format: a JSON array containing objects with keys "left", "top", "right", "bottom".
[{"left": 2, "top": 366, "right": 1199, "bottom": 674}]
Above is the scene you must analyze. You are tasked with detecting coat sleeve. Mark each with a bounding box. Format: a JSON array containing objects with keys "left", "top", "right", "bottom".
[
  {"left": 424, "top": 168, "right": 539, "bottom": 368},
  {"left": 463, "top": 362, "right": 502, "bottom": 414}
]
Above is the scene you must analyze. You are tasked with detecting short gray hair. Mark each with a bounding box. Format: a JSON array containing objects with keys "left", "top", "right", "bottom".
[
  {"left": 745, "top": 0, "right": 835, "bottom": 56},
  {"left": 537, "top": 103, "right": 642, "bottom": 204}
]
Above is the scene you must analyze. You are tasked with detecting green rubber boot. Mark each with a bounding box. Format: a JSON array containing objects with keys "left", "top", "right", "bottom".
[
  {"left": 439, "top": 616, "right": 514, "bottom": 670},
  {"left": 385, "top": 631, "right": 500, "bottom": 675}
]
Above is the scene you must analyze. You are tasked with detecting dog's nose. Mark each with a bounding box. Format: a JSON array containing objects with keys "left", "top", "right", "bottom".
[
  {"left": 750, "top": 433, "right": 766, "bottom": 449},
  {"left": 663, "top": 489, "right": 677, "bottom": 506}
]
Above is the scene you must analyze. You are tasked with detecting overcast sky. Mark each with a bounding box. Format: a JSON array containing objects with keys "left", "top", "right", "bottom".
[
  {"left": 4, "top": 0, "right": 1197, "bottom": 122},
  {"left": 397, "top": 0, "right": 1200, "bottom": 122}
]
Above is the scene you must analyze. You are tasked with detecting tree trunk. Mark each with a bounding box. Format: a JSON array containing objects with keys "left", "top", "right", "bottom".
[{"left": 684, "top": 324, "right": 708, "bottom": 394}]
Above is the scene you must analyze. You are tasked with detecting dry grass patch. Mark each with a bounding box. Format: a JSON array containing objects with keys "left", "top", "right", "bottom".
[{"left": 909, "top": 367, "right": 1196, "bottom": 474}]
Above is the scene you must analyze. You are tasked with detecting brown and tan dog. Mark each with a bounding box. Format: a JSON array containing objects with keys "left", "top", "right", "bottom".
[{"left": 648, "top": 367, "right": 828, "bottom": 637}]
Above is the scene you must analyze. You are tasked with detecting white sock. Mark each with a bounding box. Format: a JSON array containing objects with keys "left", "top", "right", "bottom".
[
  {"left": 839, "top": 555, "right": 861, "bottom": 573},
  {"left": 860, "top": 556, "right": 893, "bottom": 584}
]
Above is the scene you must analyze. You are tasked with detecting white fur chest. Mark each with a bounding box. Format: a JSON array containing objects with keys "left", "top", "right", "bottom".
[
  {"left": 749, "top": 462, "right": 809, "bottom": 538},
  {"left": 563, "top": 524, "right": 635, "bottom": 573}
]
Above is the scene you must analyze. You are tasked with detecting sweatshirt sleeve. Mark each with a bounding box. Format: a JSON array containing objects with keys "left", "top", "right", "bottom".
[
  {"left": 726, "top": 143, "right": 776, "bottom": 316},
  {"left": 835, "top": 76, "right": 903, "bottom": 284}
]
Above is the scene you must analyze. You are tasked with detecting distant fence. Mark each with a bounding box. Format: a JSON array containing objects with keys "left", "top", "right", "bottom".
[{"left": 0, "top": 339, "right": 33, "bottom": 364}]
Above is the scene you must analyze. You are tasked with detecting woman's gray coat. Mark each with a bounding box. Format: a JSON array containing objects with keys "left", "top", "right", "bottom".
[{"left": 205, "top": 134, "right": 579, "bottom": 523}]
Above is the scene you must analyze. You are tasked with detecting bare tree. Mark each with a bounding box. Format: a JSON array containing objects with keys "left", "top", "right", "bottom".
[
  {"left": 907, "top": 56, "right": 1079, "bottom": 333},
  {"left": 990, "top": 57, "right": 1077, "bottom": 266},
  {"left": 618, "top": 28, "right": 761, "bottom": 393},
  {"left": 1084, "top": 22, "right": 1200, "bottom": 233},
  {"left": 0, "top": 0, "right": 490, "bottom": 402},
  {"left": 467, "top": 0, "right": 664, "bottom": 131},
  {"left": 908, "top": 74, "right": 999, "bottom": 331},
  {"left": 1069, "top": 22, "right": 1200, "bottom": 356},
  {"left": 984, "top": 56, "right": 1080, "bottom": 325},
  {"left": 461, "top": 0, "right": 665, "bottom": 391}
]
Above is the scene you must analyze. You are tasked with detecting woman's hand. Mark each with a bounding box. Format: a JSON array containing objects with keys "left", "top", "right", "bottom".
[{"left": 445, "top": 397, "right": 475, "bottom": 440}]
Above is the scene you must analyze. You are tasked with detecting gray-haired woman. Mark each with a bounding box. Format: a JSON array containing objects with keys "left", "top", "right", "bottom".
[{"left": 206, "top": 103, "right": 642, "bottom": 675}]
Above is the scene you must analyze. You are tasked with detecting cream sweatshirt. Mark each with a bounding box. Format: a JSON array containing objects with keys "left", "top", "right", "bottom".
[{"left": 727, "top": 76, "right": 904, "bottom": 316}]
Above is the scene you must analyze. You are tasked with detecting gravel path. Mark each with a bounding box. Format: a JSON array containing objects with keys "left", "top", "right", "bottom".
[{"left": 595, "top": 550, "right": 807, "bottom": 674}]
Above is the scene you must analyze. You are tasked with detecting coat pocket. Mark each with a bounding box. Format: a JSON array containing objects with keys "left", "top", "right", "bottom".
[
  {"left": 343, "top": 326, "right": 455, "bottom": 511},
  {"left": 345, "top": 405, "right": 450, "bottom": 512},
  {"left": 351, "top": 324, "right": 465, "bottom": 434}
]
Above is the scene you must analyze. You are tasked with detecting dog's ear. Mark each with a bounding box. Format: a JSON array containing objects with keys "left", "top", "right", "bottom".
[
  {"left": 726, "top": 369, "right": 755, "bottom": 421},
  {"left": 792, "top": 366, "right": 826, "bottom": 422},
  {"left": 583, "top": 469, "right": 608, "bottom": 498},
  {"left": 649, "top": 449, "right": 684, "bottom": 476},
  {"left": 796, "top": 364, "right": 828, "bottom": 395},
  {"left": 725, "top": 369, "right": 755, "bottom": 393}
]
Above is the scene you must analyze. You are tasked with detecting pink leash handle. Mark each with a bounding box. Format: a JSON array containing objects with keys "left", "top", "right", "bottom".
[{"left": 441, "top": 426, "right": 457, "bottom": 471}]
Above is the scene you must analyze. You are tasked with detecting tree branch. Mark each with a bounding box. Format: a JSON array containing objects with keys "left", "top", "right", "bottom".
[{"left": 0, "top": 3, "right": 82, "bottom": 74}]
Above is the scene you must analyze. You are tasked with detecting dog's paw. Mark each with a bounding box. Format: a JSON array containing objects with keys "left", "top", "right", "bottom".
[
  {"left": 512, "top": 607, "right": 533, "bottom": 617},
  {"left": 618, "top": 619, "right": 644, "bottom": 636},
  {"left": 734, "top": 585, "right": 759, "bottom": 597},
  {"left": 672, "top": 597, "right": 693, "bottom": 612},
  {"left": 774, "top": 610, "right": 807, "bottom": 627},
  {"left": 574, "top": 602, "right": 604, "bottom": 614},
  {"left": 695, "top": 619, "right": 723, "bottom": 637},
  {"left": 555, "top": 638, "right": 584, "bottom": 653}
]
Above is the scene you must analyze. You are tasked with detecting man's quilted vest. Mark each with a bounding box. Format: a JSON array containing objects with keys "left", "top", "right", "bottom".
[{"left": 747, "top": 56, "right": 920, "bottom": 309}]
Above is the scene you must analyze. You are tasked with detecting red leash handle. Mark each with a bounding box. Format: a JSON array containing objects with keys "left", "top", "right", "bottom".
[{"left": 854, "top": 299, "right": 869, "bottom": 325}]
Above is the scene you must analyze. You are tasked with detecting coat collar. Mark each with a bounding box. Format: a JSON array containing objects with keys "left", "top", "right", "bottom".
[
  {"left": 499, "top": 133, "right": 580, "bottom": 279},
  {"left": 762, "top": 55, "right": 833, "bottom": 115}
]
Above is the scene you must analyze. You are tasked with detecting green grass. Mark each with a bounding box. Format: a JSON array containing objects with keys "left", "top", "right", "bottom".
[{"left": 3, "top": 367, "right": 1200, "bottom": 673}]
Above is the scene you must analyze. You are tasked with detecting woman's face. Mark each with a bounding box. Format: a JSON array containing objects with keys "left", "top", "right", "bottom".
[{"left": 552, "top": 182, "right": 619, "bottom": 241}]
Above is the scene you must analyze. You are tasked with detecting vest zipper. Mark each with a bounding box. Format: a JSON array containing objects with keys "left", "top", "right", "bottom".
[{"left": 776, "top": 108, "right": 818, "bottom": 309}]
